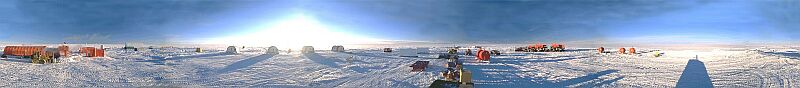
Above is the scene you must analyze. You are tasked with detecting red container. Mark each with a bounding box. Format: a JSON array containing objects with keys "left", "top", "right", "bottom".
[
  {"left": 58, "top": 45, "right": 70, "bottom": 57},
  {"left": 476, "top": 49, "right": 491, "bottom": 61},
  {"left": 3, "top": 46, "right": 46, "bottom": 56},
  {"left": 80, "top": 47, "right": 104, "bottom": 57}
]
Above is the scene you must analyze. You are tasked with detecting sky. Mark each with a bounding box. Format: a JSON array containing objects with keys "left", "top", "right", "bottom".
[{"left": 0, "top": 0, "right": 798, "bottom": 45}]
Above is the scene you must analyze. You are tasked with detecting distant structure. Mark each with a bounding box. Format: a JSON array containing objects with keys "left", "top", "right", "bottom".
[
  {"left": 226, "top": 46, "right": 238, "bottom": 54},
  {"left": 267, "top": 46, "right": 279, "bottom": 54},
  {"left": 301, "top": 46, "right": 315, "bottom": 54},
  {"left": 331, "top": 45, "right": 345, "bottom": 52},
  {"left": 123, "top": 43, "right": 137, "bottom": 51}
]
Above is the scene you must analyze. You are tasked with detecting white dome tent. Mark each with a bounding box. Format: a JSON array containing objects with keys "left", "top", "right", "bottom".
[
  {"left": 301, "top": 46, "right": 315, "bottom": 54},
  {"left": 267, "top": 46, "right": 279, "bottom": 54},
  {"left": 331, "top": 45, "right": 345, "bottom": 52},
  {"left": 226, "top": 46, "right": 238, "bottom": 54}
]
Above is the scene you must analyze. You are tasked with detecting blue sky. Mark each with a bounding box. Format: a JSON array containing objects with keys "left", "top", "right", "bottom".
[{"left": 0, "top": 0, "right": 798, "bottom": 44}]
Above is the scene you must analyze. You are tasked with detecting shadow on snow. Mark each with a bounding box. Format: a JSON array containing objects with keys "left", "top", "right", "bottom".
[
  {"left": 215, "top": 54, "right": 276, "bottom": 74},
  {"left": 675, "top": 59, "right": 713, "bottom": 88}
]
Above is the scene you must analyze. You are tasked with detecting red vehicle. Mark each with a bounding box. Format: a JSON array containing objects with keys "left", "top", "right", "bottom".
[
  {"left": 629, "top": 48, "right": 636, "bottom": 55},
  {"left": 619, "top": 48, "right": 626, "bottom": 54}
]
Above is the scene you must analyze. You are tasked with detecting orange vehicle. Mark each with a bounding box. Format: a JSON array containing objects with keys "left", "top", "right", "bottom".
[
  {"left": 619, "top": 48, "right": 626, "bottom": 54},
  {"left": 2, "top": 46, "right": 46, "bottom": 57},
  {"left": 629, "top": 48, "right": 636, "bottom": 55},
  {"left": 80, "top": 47, "right": 105, "bottom": 57}
]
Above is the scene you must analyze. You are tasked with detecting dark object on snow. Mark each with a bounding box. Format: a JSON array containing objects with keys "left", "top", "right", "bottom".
[
  {"left": 465, "top": 49, "right": 472, "bottom": 56},
  {"left": 598, "top": 47, "right": 605, "bottom": 53},
  {"left": 490, "top": 50, "right": 501, "bottom": 55},
  {"left": 410, "top": 61, "right": 430, "bottom": 72},
  {"left": 383, "top": 48, "right": 393, "bottom": 52},
  {"left": 429, "top": 80, "right": 474, "bottom": 88},
  {"left": 429, "top": 80, "right": 459, "bottom": 88}
]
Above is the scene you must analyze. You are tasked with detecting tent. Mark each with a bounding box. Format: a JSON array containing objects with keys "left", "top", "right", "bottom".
[
  {"left": 267, "top": 46, "right": 279, "bottom": 54},
  {"left": 301, "top": 46, "right": 315, "bottom": 53},
  {"left": 331, "top": 45, "right": 345, "bottom": 52},
  {"left": 226, "top": 46, "right": 238, "bottom": 54}
]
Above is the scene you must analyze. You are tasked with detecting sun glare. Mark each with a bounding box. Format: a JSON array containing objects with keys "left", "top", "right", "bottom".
[{"left": 209, "top": 14, "right": 382, "bottom": 49}]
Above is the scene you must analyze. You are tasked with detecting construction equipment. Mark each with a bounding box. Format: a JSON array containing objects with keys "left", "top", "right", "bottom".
[
  {"left": 619, "top": 48, "right": 626, "bottom": 54},
  {"left": 629, "top": 48, "right": 636, "bottom": 55}
]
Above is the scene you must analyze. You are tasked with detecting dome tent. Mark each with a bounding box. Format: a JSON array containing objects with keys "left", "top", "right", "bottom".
[
  {"left": 226, "top": 46, "right": 238, "bottom": 54},
  {"left": 267, "top": 46, "right": 279, "bottom": 54}
]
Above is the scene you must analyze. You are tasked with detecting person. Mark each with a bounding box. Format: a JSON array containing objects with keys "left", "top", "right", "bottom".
[{"left": 465, "top": 49, "right": 472, "bottom": 56}]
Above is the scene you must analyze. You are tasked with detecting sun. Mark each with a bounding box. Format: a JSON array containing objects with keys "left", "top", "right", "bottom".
[{"left": 208, "top": 14, "right": 381, "bottom": 49}]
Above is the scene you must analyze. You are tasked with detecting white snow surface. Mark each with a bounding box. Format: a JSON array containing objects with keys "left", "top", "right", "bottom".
[{"left": 0, "top": 46, "right": 798, "bottom": 88}]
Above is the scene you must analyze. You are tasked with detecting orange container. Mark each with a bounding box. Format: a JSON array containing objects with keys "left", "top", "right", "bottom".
[
  {"left": 80, "top": 47, "right": 104, "bottom": 57},
  {"left": 476, "top": 49, "right": 491, "bottom": 61},
  {"left": 58, "top": 45, "right": 70, "bottom": 57},
  {"left": 3, "top": 46, "right": 46, "bottom": 56}
]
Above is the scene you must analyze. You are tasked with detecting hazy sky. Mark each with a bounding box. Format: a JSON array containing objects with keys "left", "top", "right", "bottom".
[{"left": 0, "top": 0, "right": 798, "bottom": 44}]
